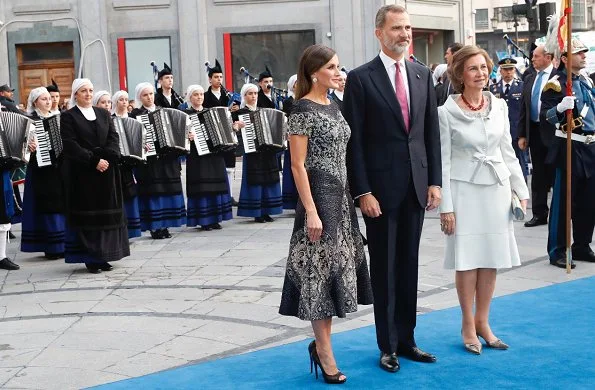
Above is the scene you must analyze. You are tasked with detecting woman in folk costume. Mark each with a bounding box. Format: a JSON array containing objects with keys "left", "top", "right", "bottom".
[
  {"left": 20, "top": 87, "right": 66, "bottom": 260},
  {"left": 110, "top": 90, "right": 141, "bottom": 239},
  {"left": 232, "top": 83, "right": 283, "bottom": 222},
  {"left": 93, "top": 90, "right": 112, "bottom": 112},
  {"left": 184, "top": 84, "right": 232, "bottom": 230},
  {"left": 203, "top": 60, "right": 240, "bottom": 206},
  {"left": 129, "top": 82, "right": 186, "bottom": 239},
  {"left": 60, "top": 78, "right": 130, "bottom": 273},
  {"left": 281, "top": 74, "right": 298, "bottom": 210}
]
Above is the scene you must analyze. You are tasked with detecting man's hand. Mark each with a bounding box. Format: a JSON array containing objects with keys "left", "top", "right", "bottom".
[
  {"left": 426, "top": 186, "right": 441, "bottom": 211},
  {"left": 96, "top": 159, "right": 109, "bottom": 173},
  {"left": 518, "top": 137, "right": 527, "bottom": 151},
  {"left": 359, "top": 194, "right": 382, "bottom": 218}
]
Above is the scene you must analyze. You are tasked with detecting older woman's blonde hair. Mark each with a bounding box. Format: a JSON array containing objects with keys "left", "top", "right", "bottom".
[{"left": 447, "top": 45, "right": 493, "bottom": 93}]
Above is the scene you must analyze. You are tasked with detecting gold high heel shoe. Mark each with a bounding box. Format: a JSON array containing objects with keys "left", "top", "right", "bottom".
[
  {"left": 461, "top": 329, "right": 482, "bottom": 355},
  {"left": 478, "top": 334, "right": 509, "bottom": 350}
]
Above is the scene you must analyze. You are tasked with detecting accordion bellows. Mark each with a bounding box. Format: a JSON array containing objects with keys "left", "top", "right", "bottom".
[{"left": 0, "top": 111, "right": 33, "bottom": 168}]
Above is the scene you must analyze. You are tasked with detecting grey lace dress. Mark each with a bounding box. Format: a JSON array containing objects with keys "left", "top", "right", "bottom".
[{"left": 279, "top": 99, "right": 373, "bottom": 321}]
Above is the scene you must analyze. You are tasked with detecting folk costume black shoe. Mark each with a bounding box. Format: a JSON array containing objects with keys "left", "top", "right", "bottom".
[
  {"left": 85, "top": 264, "right": 101, "bottom": 274},
  {"left": 210, "top": 223, "right": 222, "bottom": 230},
  {"left": 99, "top": 262, "right": 113, "bottom": 271},
  {"left": 263, "top": 215, "right": 274, "bottom": 222},
  {"left": 0, "top": 258, "right": 19, "bottom": 270}
]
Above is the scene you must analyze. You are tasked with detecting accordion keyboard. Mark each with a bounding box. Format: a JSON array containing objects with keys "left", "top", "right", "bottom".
[
  {"left": 239, "top": 113, "right": 257, "bottom": 153},
  {"left": 33, "top": 120, "right": 52, "bottom": 167},
  {"left": 189, "top": 114, "right": 211, "bottom": 156},
  {"left": 137, "top": 114, "right": 157, "bottom": 157}
]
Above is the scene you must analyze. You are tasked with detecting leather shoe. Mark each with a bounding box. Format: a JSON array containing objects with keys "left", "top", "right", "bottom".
[
  {"left": 0, "top": 258, "right": 20, "bottom": 270},
  {"left": 99, "top": 262, "right": 113, "bottom": 271},
  {"left": 85, "top": 264, "right": 102, "bottom": 274},
  {"left": 254, "top": 217, "right": 266, "bottom": 223},
  {"left": 397, "top": 346, "right": 437, "bottom": 363},
  {"left": 524, "top": 216, "right": 547, "bottom": 227},
  {"left": 200, "top": 225, "right": 212, "bottom": 231},
  {"left": 45, "top": 252, "right": 64, "bottom": 260},
  {"left": 572, "top": 247, "right": 595, "bottom": 262},
  {"left": 263, "top": 215, "right": 274, "bottom": 222},
  {"left": 550, "top": 258, "right": 576, "bottom": 269},
  {"left": 210, "top": 223, "right": 222, "bottom": 230},
  {"left": 379, "top": 352, "right": 400, "bottom": 373},
  {"left": 162, "top": 228, "right": 172, "bottom": 238}
]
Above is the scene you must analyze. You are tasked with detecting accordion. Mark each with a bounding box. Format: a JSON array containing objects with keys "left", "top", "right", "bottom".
[
  {"left": 136, "top": 108, "right": 190, "bottom": 157},
  {"left": 0, "top": 111, "right": 33, "bottom": 168},
  {"left": 239, "top": 108, "right": 286, "bottom": 154},
  {"left": 33, "top": 114, "right": 62, "bottom": 167},
  {"left": 188, "top": 107, "right": 238, "bottom": 156},
  {"left": 113, "top": 116, "right": 146, "bottom": 164}
]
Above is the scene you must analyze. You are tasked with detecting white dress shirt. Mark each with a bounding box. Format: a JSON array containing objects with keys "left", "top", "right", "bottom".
[
  {"left": 531, "top": 63, "right": 554, "bottom": 116},
  {"left": 379, "top": 50, "right": 410, "bottom": 108}
]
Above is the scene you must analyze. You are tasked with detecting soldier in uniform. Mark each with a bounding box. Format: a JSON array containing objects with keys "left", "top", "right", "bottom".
[
  {"left": 540, "top": 38, "right": 595, "bottom": 269},
  {"left": 490, "top": 57, "right": 528, "bottom": 178}
]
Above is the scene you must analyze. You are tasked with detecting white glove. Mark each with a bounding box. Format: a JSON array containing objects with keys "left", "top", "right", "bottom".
[{"left": 556, "top": 96, "right": 576, "bottom": 113}]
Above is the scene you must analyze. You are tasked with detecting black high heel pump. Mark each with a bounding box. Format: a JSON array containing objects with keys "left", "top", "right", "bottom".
[{"left": 307, "top": 340, "right": 346, "bottom": 384}]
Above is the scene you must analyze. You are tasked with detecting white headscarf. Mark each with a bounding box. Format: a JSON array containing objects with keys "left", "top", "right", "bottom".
[
  {"left": 433, "top": 64, "right": 448, "bottom": 86},
  {"left": 287, "top": 74, "right": 297, "bottom": 98},
  {"left": 185, "top": 84, "right": 205, "bottom": 105},
  {"left": 111, "top": 90, "right": 129, "bottom": 115},
  {"left": 135, "top": 82, "right": 155, "bottom": 109},
  {"left": 69, "top": 78, "right": 93, "bottom": 109},
  {"left": 92, "top": 90, "right": 111, "bottom": 107},
  {"left": 26, "top": 87, "right": 50, "bottom": 115},
  {"left": 240, "top": 83, "right": 258, "bottom": 109}
]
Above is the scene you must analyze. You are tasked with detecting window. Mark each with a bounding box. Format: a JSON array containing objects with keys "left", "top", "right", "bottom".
[
  {"left": 124, "top": 37, "right": 171, "bottom": 94},
  {"left": 230, "top": 30, "right": 315, "bottom": 91},
  {"left": 475, "top": 9, "right": 489, "bottom": 30},
  {"left": 19, "top": 42, "right": 73, "bottom": 63},
  {"left": 494, "top": 6, "right": 514, "bottom": 22},
  {"left": 572, "top": 0, "right": 586, "bottom": 29}
]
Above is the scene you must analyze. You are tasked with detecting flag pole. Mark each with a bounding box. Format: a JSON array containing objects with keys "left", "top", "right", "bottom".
[{"left": 564, "top": 3, "right": 573, "bottom": 274}]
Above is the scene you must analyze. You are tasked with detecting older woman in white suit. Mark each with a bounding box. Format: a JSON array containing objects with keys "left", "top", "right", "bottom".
[{"left": 438, "top": 46, "right": 529, "bottom": 355}]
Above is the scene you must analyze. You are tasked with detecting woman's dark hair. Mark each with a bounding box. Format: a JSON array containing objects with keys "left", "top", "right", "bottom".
[{"left": 295, "top": 44, "right": 337, "bottom": 100}]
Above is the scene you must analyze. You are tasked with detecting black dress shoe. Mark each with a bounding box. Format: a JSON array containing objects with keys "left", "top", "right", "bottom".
[
  {"left": 210, "top": 223, "right": 222, "bottom": 230},
  {"left": 524, "top": 216, "right": 548, "bottom": 227},
  {"left": 254, "top": 217, "right": 266, "bottom": 223},
  {"left": 397, "top": 346, "right": 437, "bottom": 363},
  {"left": 379, "top": 352, "right": 400, "bottom": 373},
  {"left": 85, "top": 264, "right": 102, "bottom": 274},
  {"left": 263, "top": 215, "right": 274, "bottom": 222},
  {"left": 572, "top": 247, "right": 595, "bottom": 262},
  {"left": 99, "top": 262, "right": 113, "bottom": 271},
  {"left": 550, "top": 258, "right": 576, "bottom": 269},
  {"left": 0, "top": 258, "right": 20, "bottom": 270}
]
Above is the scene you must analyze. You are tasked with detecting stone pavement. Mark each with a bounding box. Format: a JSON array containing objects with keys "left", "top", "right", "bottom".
[{"left": 1, "top": 167, "right": 594, "bottom": 389}]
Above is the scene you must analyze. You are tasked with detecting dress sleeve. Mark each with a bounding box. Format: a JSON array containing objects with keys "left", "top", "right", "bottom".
[
  {"left": 288, "top": 110, "right": 314, "bottom": 137},
  {"left": 438, "top": 107, "right": 454, "bottom": 213}
]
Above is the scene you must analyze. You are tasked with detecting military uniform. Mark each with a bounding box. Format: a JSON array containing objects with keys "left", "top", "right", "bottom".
[
  {"left": 540, "top": 40, "right": 595, "bottom": 268},
  {"left": 490, "top": 58, "right": 528, "bottom": 177}
]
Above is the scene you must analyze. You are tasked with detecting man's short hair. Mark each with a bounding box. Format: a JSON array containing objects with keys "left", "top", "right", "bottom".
[
  {"left": 448, "top": 42, "right": 464, "bottom": 54},
  {"left": 375, "top": 5, "right": 407, "bottom": 29}
]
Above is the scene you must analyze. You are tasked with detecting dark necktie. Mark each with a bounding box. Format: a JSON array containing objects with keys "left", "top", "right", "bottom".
[{"left": 504, "top": 83, "right": 510, "bottom": 96}]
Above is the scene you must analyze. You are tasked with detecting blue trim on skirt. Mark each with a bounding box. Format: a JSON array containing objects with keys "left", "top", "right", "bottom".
[
  {"left": 237, "top": 162, "right": 283, "bottom": 218},
  {"left": 187, "top": 193, "right": 233, "bottom": 227},
  {"left": 64, "top": 228, "right": 102, "bottom": 264},
  {"left": 20, "top": 167, "right": 65, "bottom": 254},
  {"left": 138, "top": 193, "right": 186, "bottom": 231},
  {"left": 124, "top": 197, "right": 142, "bottom": 238}
]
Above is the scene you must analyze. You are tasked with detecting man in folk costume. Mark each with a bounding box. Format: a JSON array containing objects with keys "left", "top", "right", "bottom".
[
  {"left": 257, "top": 66, "right": 276, "bottom": 109},
  {"left": 541, "top": 20, "right": 595, "bottom": 268},
  {"left": 46, "top": 79, "right": 61, "bottom": 115},
  {"left": 203, "top": 59, "right": 240, "bottom": 206},
  {"left": 490, "top": 57, "right": 528, "bottom": 178},
  {"left": 154, "top": 63, "right": 184, "bottom": 109}
]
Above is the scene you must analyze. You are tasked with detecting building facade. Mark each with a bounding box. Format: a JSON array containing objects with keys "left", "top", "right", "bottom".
[{"left": 1, "top": 0, "right": 471, "bottom": 105}]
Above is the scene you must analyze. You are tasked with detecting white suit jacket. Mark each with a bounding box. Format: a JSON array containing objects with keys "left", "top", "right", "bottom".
[{"left": 438, "top": 92, "right": 529, "bottom": 213}]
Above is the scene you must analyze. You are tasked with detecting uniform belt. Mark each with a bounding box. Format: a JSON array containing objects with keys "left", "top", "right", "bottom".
[{"left": 555, "top": 129, "right": 595, "bottom": 144}]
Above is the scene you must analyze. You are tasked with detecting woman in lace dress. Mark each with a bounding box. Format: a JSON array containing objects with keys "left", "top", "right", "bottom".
[{"left": 279, "top": 44, "right": 373, "bottom": 384}]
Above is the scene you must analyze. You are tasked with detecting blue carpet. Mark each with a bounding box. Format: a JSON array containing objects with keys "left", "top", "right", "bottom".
[{"left": 94, "top": 277, "right": 595, "bottom": 389}]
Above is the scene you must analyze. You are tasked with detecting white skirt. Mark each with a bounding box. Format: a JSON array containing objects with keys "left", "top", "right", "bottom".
[{"left": 444, "top": 179, "right": 521, "bottom": 271}]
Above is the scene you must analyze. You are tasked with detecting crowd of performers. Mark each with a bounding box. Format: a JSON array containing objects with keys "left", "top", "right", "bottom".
[{"left": 0, "top": 61, "right": 350, "bottom": 272}]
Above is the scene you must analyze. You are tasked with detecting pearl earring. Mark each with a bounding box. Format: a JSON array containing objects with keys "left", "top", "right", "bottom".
[{"left": 312, "top": 77, "right": 318, "bottom": 83}]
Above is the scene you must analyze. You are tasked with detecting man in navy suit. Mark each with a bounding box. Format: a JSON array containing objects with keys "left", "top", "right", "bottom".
[
  {"left": 490, "top": 57, "right": 528, "bottom": 178},
  {"left": 343, "top": 4, "right": 441, "bottom": 373}
]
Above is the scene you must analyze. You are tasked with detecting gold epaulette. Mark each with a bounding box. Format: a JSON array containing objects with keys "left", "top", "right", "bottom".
[{"left": 543, "top": 75, "right": 561, "bottom": 93}]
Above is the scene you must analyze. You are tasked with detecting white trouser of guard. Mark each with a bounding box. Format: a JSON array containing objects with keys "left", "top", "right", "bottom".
[{"left": 0, "top": 223, "right": 10, "bottom": 258}]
